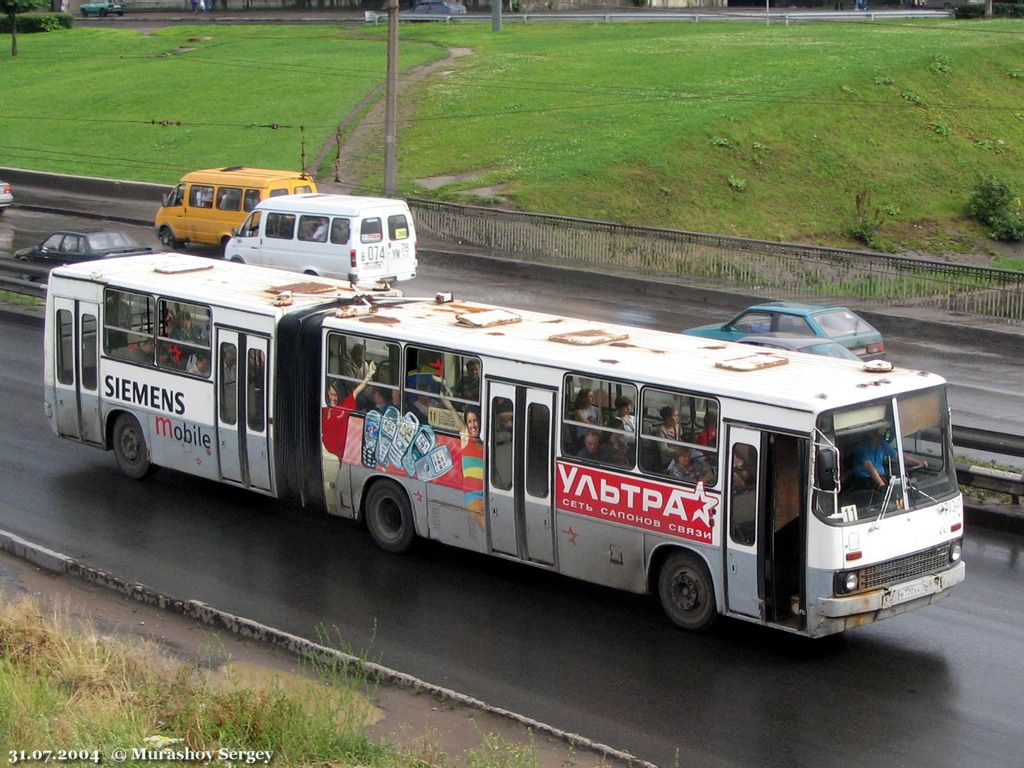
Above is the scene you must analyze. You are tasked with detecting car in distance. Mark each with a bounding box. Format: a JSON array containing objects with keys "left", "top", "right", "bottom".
[
  {"left": 80, "top": 0, "right": 126, "bottom": 16},
  {"left": 683, "top": 301, "right": 885, "bottom": 359},
  {"left": 0, "top": 180, "right": 12, "bottom": 213},
  {"left": 406, "top": 0, "right": 467, "bottom": 15},
  {"left": 16, "top": 230, "right": 153, "bottom": 270},
  {"left": 736, "top": 333, "right": 863, "bottom": 361}
]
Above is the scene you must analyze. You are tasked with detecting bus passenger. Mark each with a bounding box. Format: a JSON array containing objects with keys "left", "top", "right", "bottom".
[
  {"left": 696, "top": 404, "right": 718, "bottom": 447},
  {"left": 453, "top": 359, "right": 481, "bottom": 401},
  {"left": 573, "top": 388, "right": 599, "bottom": 425},
  {"left": 577, "top": 430, "right": 610, "bottom": 462},
  {"left": 606, "top": 396, "right": 635, "bottom": 437},
  {"left": 342, "top": 344, "right": 371, "bottom": 380},
  {"left": 666, "top": 447, "right": 711, "bottom": 485},
  {"left": 322, "top": 363, "right": 376, "bottom": 459}
]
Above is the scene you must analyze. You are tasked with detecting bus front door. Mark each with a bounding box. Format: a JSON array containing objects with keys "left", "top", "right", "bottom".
[
  {"left": 216, "top": 330, "right": 272, "bottom": 492},
  {"left": 52, "top": 298, "right": 102, "bottom": 445},
  {"left": 487, "top": 382, "right": 556, "bottom": 565}
]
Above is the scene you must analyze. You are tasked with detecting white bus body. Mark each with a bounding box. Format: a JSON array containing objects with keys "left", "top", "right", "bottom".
[
  {"left": 225, "top": 193, "right": 417, "bottom": 285},
  {"left": 44, "top": 254, "right": 964, "bottom": 638}
]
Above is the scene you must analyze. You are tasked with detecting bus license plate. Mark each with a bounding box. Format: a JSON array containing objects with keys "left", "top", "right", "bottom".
[{"left": 884, "top": 578, "right": 935, "bottom": 608}]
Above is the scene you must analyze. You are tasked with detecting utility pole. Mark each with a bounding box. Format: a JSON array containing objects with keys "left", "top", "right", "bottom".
[
  {"left": 985, "top": 0, "right": 993, "bottom": 16},
  {"left": 384, "top": 0, "right": 399, "bottom": 195},
  {"left": 492, "top": 0, "right": 502, "bottom": 32}
]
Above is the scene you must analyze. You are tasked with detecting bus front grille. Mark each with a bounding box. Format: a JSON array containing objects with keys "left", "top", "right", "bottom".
[{"left": 860, "top": 544, "right": 952, "bottom": 590}]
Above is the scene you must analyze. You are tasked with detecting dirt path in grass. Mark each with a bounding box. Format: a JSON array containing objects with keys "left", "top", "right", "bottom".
[{"left": 311, "top": 46, "right": 473, "bottom": 192}]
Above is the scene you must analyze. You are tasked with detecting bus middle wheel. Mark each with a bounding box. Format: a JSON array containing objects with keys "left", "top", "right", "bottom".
[
  {"left": 364, "top": 481, "right": 414, "bottom": 553},
  {"left": 658, "top": 550, "right": 717, "bottom": 632}
]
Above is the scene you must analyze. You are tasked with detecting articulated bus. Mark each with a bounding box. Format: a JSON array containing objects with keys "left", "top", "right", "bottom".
[{"left": 44, "top": 254, "right": 965, "bottom": 637}]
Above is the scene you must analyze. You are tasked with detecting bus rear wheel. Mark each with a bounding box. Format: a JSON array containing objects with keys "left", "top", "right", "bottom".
[
  {"left": 364, "top": 481, "right": 414, "bottom": 553},
  {"left": 112, "top": 413, "right": 155, "bottom": 480},
  {"left": 658, "top": 551, "right": 717, "bottom": 632}
]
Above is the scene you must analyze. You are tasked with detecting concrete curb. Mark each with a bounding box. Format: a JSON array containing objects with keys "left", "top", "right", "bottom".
[{"left": 0, "top": 527, "right": 655, "bottom": 768}]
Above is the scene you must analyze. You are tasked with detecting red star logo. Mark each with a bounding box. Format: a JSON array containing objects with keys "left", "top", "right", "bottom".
[
  {"left": 414, "top": 491, "right": 424, "bottom": 502},
  {"left": 562, "top": 526, "right": 578, "bottom": 545}
]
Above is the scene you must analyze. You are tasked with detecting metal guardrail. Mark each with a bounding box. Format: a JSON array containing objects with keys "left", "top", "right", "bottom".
[
  {"left": 364, "top": 9, "right": 950, "bottom": 23},
  {"left": 410, "top": 199, "right": 1024, "bottom": 323},
  {"left": 0, "top": 260, "right": 47, "bottom": 299}
]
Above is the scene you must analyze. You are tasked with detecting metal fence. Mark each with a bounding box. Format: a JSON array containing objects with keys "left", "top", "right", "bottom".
[{"left": 410, "top": 199, "right": 1024, "bottom": 323}]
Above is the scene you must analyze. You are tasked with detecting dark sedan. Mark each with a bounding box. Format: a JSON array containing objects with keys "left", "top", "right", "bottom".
[{"left": 16, "top": 230, "right": 153, "bottom": 269}]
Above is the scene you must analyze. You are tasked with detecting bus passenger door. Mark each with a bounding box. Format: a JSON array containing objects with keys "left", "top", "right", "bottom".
[
  {"left": 52, "top": 298, "right": 102, "bottom": 445},
  {"left": 216, "top": 330, "right": 272, "bottom": 492},
  {"left": 487, "top": 382, "right": 556, "bottom": 565},
  {"left": 725, "top": 427, "right": 763, "bottom": 620}
]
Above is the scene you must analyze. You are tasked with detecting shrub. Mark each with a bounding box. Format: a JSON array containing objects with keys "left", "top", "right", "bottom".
[
  {"left": 968, "top": 176, "right": 1024, "bottom": 242},
  {"left": 954, "top": 2, "right": 1024, "bottom": 17},
  {"left": 847, "top": 189, "right": 885, "bottom": 249},
  {"left": 0, "top": 12, "right": 72, "bottom": 33}
]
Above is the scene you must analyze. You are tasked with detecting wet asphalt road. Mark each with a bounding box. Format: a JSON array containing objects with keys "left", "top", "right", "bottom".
[{"left": 2, "top": 206, "right": 1024, "bottom": 766}]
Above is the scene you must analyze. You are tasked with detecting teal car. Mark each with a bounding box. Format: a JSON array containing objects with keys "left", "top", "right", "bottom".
[
  {"left": 80, "top": 0, "right": 126, "bottom": 16},
  {"left": 683, "top": 301, "right": 886, "bottom": 360}
]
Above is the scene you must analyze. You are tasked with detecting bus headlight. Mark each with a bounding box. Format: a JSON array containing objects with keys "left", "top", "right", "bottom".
[
  {"left": 950, "top": 539, "right": 962, "bottom": 563},
  {"left": 834, "top": 571, "right": 859, "bottom": 595}
]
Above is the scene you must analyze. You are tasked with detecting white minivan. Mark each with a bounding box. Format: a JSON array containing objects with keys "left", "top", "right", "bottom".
[{"left": 225, "top": 193, "right": 417, "bottom": 284}]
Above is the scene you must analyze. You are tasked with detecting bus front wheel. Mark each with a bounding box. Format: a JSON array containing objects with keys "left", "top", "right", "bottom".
[
  {"left": 658, "top": 551, "right": 717, "bottom": 632},
  {"left": 364, "top": 481, "right": 414, "bottom": 553},
  {"left": 112, "top": 413, "right": 155, "bottom": 480}
]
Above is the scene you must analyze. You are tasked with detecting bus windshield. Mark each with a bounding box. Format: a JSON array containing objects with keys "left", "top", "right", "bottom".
[{"left": 815, "top": 387, "right": 959, "bottom": 524}]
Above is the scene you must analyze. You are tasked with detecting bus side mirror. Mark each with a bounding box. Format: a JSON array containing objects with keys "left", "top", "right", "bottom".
[{"left": 817, "top": 448, "right": 838, "bottom": 492}]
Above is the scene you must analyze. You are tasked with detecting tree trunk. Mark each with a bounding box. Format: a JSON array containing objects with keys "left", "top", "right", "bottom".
[
  {"left": 985, "top": 0, "right": 993, "bottom": 17},
  {"left": 9, "top": 13, "right": 18, "bottom": 57}
]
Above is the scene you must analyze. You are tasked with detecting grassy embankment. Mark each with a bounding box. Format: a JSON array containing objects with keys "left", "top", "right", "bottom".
[
  {"left": 0, "top": 594, "right": 540, "bottom": 766},
  {"left": 2, "top": 20, "right": 1023, "bottom": 257}
]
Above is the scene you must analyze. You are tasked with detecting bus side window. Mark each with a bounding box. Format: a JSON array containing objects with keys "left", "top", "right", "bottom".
[{"left": 103, "top": 289, "right": 154, "bottom": 364}]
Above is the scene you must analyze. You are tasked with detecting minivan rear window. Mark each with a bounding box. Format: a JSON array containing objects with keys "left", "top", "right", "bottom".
[
  {"left": 360, "top": 218, "right": 383, "bottom": 244},
  {"left": 388, "top": 214, "right": 409, "bottom": 240},
  {"left": 265, "top": 213, "right": 296, "bottom": 240}
]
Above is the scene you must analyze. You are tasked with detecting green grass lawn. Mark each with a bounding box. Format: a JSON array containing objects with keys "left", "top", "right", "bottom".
[{"left": 3, "top": 19, "right": 1024, "bottom": 251}]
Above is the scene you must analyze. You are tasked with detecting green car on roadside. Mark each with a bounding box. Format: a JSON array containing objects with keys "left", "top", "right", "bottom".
[{"left": 79, "top": 0, "right": 126, "bottom": 16}]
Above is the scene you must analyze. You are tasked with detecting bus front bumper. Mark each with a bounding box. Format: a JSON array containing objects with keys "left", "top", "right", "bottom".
[{"left": 818, "top": 561, "right": 966, "bottom": 619}]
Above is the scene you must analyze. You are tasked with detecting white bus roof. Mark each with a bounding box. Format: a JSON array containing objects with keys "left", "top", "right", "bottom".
[
  {"left": 49, "top": 253, "right": 357, "bottom": 317},
  {"left": 252, "top": 193, "right": 409, "bottom": 215},
  {"left": 50, "top": 253, "right": 943, "bottom": 414},
  {"left": 323, "top": 296, "right": 944, "bottom": 416}
]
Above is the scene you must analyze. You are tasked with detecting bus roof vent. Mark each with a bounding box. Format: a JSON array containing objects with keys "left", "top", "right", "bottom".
[
  {"left": 153, "top": 261, "right": 214, "bottom": 275},
  {"left": 549, "top": 329, "right": 630, "bottom": 346},
  {"left": 715, "top": 352, "right": 788, "bottom": 372},
  {"left": 455, "top": 309, "right": 522, "bottom": 328}
]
